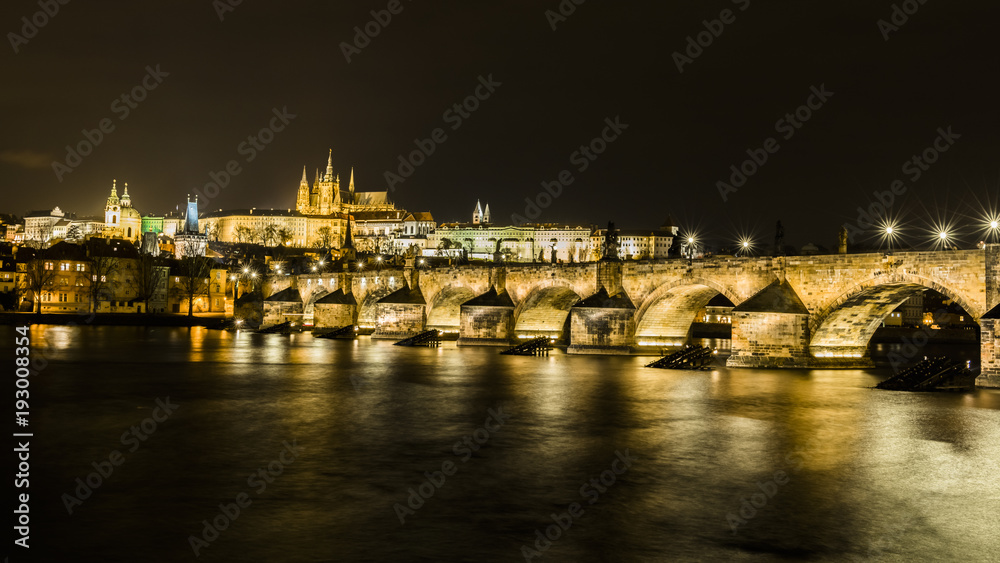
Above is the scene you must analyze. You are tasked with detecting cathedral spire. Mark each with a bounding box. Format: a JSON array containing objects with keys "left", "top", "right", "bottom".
[
  {"left": 300, "top": 166, "right": 308, "bottom": 185},
  {"left": 349, "top": 167, "right": 356, "bottom": 199},
  {"left": 326, "top": 149, "right": 334, "bottom": 180},
  {"left": 121, "top": 182, "right": 131, "bottom": 207}
]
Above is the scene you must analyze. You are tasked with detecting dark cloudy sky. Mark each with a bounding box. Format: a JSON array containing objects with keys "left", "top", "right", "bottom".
[{"left": 2, "top": 0, "right": 998, "bottom": 249}]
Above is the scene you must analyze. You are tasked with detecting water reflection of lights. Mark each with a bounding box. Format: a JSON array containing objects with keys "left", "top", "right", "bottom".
[
  {"left": 813, "top": 351, "right": 864, "bottom": 358},
  {"left": 40, "top": 325, "right": 75, "bottom": 350}
]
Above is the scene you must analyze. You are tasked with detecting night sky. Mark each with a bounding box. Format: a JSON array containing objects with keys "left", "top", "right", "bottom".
[{"left": 3, "top": 0, "right": 999, "bottom": 249}]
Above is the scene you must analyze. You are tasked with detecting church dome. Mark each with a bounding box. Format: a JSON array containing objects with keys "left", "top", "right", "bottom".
[{"left": 121, "top": 206, "right": 141, "bottom": 220}]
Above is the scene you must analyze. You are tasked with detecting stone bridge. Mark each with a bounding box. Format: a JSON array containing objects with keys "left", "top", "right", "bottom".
[{"left": 264, "top": 246, "right": 1000, "bottom": 387}]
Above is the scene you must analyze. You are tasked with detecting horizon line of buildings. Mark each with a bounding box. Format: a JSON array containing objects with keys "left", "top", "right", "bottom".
[{"left": 6, "top": 150, "right": 682, "bottom": 263}]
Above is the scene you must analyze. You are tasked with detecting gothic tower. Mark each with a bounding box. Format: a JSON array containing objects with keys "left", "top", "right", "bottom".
[
  {"left": 296, "top": 166, "right": 310, "bottom": 213},
  {"left": 349, "top": 167, "right": 356, "bottom": 205},
  {"left": 318, "top": 150, "right": 335, "bottom": 215},
  {"left": 311, "top": 168, "right": 320, "bottom": 211},
  {"left": 184, "top": 194, "right": 200, "bottom": 234}
]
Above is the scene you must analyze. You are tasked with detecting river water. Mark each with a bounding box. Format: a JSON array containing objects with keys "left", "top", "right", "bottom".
[{"left": 15, "top": 325, "right": 1000, "bottom": 562}]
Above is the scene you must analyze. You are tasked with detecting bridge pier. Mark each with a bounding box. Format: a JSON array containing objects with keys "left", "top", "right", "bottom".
[
  {"left": 978, "top": 312, "right": 1000, "bottom": 388},
  {"left": 313, "top": 289, "right": 358, "bottom": 328},
  {"left": 567, "top": 288, "right": 635, "bottom": 355},
  {"left": 978, "top": 245, "right": 1000, "bottom": 387},
  {"left": 263, "top": 287, "right": 303, "bottom": 327},
  {"left": 457, "top": 287, "right": 516, "bottom": 346},
  {"left": 727, "top": 280, "right": 813, "bottom": 368},
  {"left": 372, "top": 285, "right": 427, "bottom": 340}
]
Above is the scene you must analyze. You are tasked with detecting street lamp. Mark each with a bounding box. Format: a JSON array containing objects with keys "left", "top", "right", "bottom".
[
  {"left": 683, "top": 235, "right": 697, "bottom": 263},
  {"left": 879, "top": 220, "right": 900, "bottom": 254},
  {"left": 737, "top": 237, "right": 754, "bottom": 257},
  {"left": 938, "top": 230, "right": 950, "bottom": 250}
]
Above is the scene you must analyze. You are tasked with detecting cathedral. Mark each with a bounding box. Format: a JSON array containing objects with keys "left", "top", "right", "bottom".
[
  {"left": 295, "top": 150, "right": 395, "bottom": 216},
  {"left": 104, "top": 180, "right": 142, "bottom": 241}
]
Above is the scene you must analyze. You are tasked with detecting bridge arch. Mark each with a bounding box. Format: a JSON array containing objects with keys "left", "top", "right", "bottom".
[
  {"left": 513, "top": 280, "right": 583, "bottom": 339},
  {"left": 809, "top": 273, "right": 981, "bottom": 358},
  {"left": 425, "top": 284, "right": 478, "bottom": 330},
  {"left": 356, "top": 285, "right": 394, "bottom": 329},
  {"left": 633, "top": 278, "right": 741, "bottom": 346}
]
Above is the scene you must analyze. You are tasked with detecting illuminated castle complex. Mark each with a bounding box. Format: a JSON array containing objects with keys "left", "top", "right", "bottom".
[{"left": 296, "top": 150, "right": 395, "bottom": 215}]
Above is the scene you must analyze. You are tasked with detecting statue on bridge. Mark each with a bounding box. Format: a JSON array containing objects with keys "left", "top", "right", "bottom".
[
  {"left": 602, "top": 221, "right": 620, "bottom": 261},
  {"left": 493, "top": 238, "right": 514, "bottom": 263}
]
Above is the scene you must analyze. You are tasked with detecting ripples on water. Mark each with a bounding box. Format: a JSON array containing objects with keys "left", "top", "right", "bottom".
[{"left": 18, "top": 325, "right": 1000, "bottom": 562}]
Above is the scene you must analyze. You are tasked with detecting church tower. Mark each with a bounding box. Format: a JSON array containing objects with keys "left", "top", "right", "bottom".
[
  {"left": 483, "top": 203, "right": 491, "bottom": 224},
  {"left": 120, "top": 183, "right": 132, "bottom": 208},
  {"left": 105, "top": 179, "right": 121, "bottom": 229},
  {"left": 341, "top": 214, "right": 356, "bottom": 262},
  {"left": 473, "top": 200, "right": 483, "bottom": 225},
  {"left": 296, "top": 166, "right": 310, "bottom": 213}
]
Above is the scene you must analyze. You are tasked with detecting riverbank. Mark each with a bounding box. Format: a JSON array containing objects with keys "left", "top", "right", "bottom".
[{"left": 0, "top": 312, "right": 227, "bottom": 328}]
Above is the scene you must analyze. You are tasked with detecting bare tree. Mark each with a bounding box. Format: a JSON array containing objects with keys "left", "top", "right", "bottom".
[
  {"left": 251, "top": 226, "right": 266, "bottom": 246},
  {"left": 129, "top": 254, "right": 167, "bottom": 314},
  {"left": 316, "top": 226, "right": 335, "bottom": 250},
  {"left": 18, "top": 259, "right": 56, "bottom": 313},
  {"left": 233, "top": 225, "right": 253, "bottom": 245},
  {"left": 176, "top": 256, "right": 213, "bottom": 317},
  {"left": 66, "top": 224, "right": 83, "bottom": 242},
  {"left": 262, "top": 222, "right": 278, "bottom": 247},
  {"left": 204, "top": 222, "right": 220, "bottom": 241},
  {"left": 88, "top": 255, "right": 120, "bottom": 313},
  {"left": 277, "top": 227, "right": 293, "bottom": 246}
]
